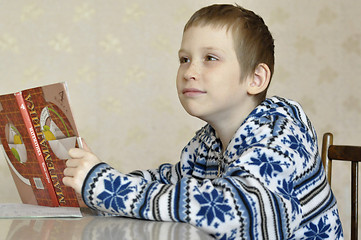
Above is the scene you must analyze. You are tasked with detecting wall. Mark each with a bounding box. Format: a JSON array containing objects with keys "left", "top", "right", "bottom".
[{"left": 0, "top": 0, "right": 360, "bottom": 238}]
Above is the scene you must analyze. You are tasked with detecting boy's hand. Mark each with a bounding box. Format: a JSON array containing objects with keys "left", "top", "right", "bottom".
[{"left": 63, "top": 140, "right": 101, "bottom": 194}]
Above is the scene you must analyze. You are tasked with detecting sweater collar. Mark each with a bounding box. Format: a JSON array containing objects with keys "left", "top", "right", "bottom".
[
  {"left": 196, "top": 96, "right": 289, "bottom": 163},
  {"left": 196, "top": 124, "right": 222, "bottom": 153}
]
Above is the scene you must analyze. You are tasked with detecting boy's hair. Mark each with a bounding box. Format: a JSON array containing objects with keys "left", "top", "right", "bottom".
[{"left": 184, "top": 4, "right": 275, "bottom": 101}]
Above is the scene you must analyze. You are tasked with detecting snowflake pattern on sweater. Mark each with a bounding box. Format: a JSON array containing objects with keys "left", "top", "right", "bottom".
[{"left": 82, "top": 96, "right": 344, "bottom": 239}]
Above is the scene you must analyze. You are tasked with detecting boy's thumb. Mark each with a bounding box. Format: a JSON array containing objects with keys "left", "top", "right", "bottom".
[{"left": 80, "top": 138, "right": 92, "bottom": 152}]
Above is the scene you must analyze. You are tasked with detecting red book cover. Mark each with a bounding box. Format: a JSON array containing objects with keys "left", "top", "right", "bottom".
[
  {"left": 0, "top": 82, "right": 82, "bottom": 207},
  {"left": 0, "top": 93, "right": 58, "bottom": 206},
  {"left": 14, "top": 92, "right": 59, "bottom": 206}
]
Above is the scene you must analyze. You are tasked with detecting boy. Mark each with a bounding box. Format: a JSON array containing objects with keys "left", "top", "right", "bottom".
[{"left": 63, "top": 4, "right": 343, "bottom": 239}]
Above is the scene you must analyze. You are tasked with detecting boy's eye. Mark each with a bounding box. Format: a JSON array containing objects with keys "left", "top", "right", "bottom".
[
  {"left": 179, "top": 57, "right": 190, "bottom": 64},
  {"left": 205, "top": 55, "right": 218, "bottom": 61}
]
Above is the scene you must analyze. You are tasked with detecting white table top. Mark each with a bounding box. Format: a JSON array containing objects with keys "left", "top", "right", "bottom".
[{"left": 0, "top": 208, "right": 215, "bottom": 240}]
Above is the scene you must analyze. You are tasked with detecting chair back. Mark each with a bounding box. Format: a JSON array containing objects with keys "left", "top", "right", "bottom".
[{"left": 321, "top": 132, "right": 361, "bottom": 240}]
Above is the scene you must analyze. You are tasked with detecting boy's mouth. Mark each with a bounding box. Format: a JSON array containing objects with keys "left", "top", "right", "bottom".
[{"left": 182, "top": 88, "right": 207, "bottom": 97}]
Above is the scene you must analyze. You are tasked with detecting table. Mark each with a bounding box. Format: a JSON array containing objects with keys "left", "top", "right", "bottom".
[{"left": 0, "top": 208, "right": 215, "bottom": 240}]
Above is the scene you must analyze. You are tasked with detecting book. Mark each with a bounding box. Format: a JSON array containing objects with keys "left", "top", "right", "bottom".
[{"left": 0, "top": 82, "right": 83, "bottom": 207}]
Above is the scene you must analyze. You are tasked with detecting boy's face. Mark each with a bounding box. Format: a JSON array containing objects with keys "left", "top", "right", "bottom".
[{"left": 177, "top": 25, "right": 252, "bottom": 124}]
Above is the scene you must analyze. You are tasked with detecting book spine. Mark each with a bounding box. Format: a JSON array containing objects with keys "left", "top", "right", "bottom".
[{"left": 14, "top": 92, "right": 59, "bottom": 207}]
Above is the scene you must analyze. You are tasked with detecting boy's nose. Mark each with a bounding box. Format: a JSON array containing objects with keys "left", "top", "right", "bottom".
[{"left": 184, "top": 62, "right": 200, "bottom": 81}]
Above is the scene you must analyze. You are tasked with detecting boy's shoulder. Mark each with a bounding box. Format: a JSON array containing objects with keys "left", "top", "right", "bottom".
[
  {"left": 258, "top": 96, "right": 301, "bottom": 112},
  {"left": 250, "top": 96, "right": 308, "bottom": 124}
]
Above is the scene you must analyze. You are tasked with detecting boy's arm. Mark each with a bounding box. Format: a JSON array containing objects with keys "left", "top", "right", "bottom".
[
  {"left": 63, "top": 142, "right": 180, "bottom": 195},
  {"left": 80, "top": 159, "right": 296, "bottom": 239}
]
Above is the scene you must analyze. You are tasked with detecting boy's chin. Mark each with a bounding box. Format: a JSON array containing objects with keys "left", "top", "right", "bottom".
[
  {"left": 183, "top": 108, "right": 203, "bottom": 120},
  {"left": 186, "top": 111, "right": 208, "bottom": 122}
]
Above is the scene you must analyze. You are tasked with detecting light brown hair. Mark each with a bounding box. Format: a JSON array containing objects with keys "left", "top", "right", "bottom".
[{"left": 184, "top": 4, "right": 275, "bottom": 101}]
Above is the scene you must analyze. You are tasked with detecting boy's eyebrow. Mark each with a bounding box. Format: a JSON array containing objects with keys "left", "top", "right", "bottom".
[{"left": 178, "top": 47, "right": 225, "bottom": 55}]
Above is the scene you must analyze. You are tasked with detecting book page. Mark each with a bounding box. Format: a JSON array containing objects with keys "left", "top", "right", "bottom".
[{"left": 0, "top": 203, "right": 82, "bottom": 218}]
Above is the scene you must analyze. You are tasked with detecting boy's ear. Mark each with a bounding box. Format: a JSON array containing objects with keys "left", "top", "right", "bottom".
[{"left": 246, "top": 63, "right": 271, "bottom": 95}]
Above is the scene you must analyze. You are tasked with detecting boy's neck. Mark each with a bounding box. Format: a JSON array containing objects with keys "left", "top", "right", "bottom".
[
  {"left": 213, "top": 121, "right": 244, "bottom": 153},
  {"left": 210, "top": 99, "right": 259, "bottom": 153}
]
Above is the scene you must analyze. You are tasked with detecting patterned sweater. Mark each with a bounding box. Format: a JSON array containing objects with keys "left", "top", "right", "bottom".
[{"left": 82, "top": 96, "right": 344, "bottom": 239}]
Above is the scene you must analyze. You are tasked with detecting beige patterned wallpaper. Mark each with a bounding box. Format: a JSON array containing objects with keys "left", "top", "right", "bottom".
[{"left": 0, "top": 0, "right": 360, "bottom": 238}]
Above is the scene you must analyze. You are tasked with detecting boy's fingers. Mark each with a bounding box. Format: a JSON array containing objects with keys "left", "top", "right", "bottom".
[
  {"left": 65, "top": 159, "right": 79, "bottom": 169},
  {"left": 63, "top": 166, "right": 75, "bottom": 176},
  {"left": 63, "top": 176, "right": 81, "bottom": 194},
  {"left": 63, "top": 172, "right": 82, "bottom": 194},
  {"left": 62, "top": 176, "right": 73, "bottom": 187},
  {"left": 68, "top": 148, "right": 88, "bottom": 158}
]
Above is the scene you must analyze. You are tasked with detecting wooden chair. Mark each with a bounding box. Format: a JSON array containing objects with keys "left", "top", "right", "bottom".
[{"left": 321, "top": 132, "right": 361, "bottom": 240}]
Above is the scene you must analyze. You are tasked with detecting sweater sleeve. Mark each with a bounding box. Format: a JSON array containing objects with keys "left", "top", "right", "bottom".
[{"left": 81, "top": 162, "right": 298, "bottom": 239}]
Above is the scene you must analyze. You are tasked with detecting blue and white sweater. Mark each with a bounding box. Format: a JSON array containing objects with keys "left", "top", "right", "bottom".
[{"left": 82, "top": 96, "right": 343, "bottom": 239}]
